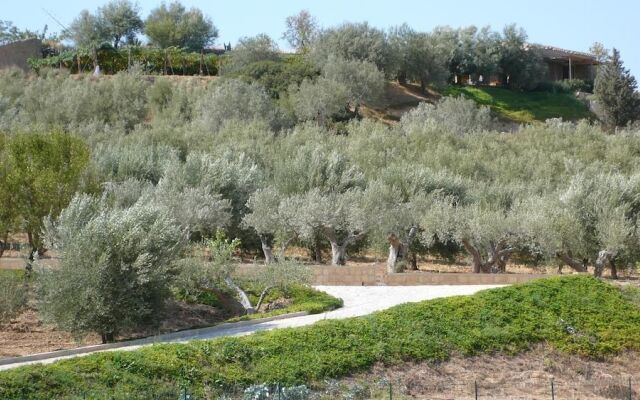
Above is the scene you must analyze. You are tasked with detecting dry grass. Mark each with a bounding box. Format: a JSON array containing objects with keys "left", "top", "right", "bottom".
[{"left": 344, "top": 345, "right": 640, "bottom": 399}]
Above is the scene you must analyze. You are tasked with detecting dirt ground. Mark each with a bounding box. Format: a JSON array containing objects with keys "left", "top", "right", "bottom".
[
  {"left": 0, "top": 301, "right": 227, "bottom": 358},
  {"left": 343, "top": 345, "right": 640, "bottom": 399}
]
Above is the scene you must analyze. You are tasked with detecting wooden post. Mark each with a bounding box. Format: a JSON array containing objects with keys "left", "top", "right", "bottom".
[{"left": 569, "top": 57, "right": 573, "bottom": 80}]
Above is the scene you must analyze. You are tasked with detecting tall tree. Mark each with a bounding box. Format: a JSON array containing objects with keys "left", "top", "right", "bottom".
[
  {"left": 66, "top": 10, "right": 109, "bottom": 48},
  {"left": 310, "top": 22, "right": 391, "bottom": 71},
  {"left": 498, "top": 24, "right": 547, "bottom": 90},
  {"left": 594, "top": 48, "right": 640, "bottom": 129},
  {"left": 4, "top": 132, "right": 90, "bottom": 261},
  {"left": 145, "top": 1, "right": 218, "bottom": 51},
  {"left": 282, "top": 10, "right": 318, "bottom": 52},
  {"left": 99, "top": 0, "right": 144, "bottom": 48},
  {"left": 222, "top": 34, "right": 280, "bottom": 74}
]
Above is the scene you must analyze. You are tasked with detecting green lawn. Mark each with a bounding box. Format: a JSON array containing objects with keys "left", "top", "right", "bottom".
[
  {"left": 2, "top": 276, "right": 639, "bottom": 399},
  {"left": 443, "top": 86, "right": 593, "bottom": 123}
]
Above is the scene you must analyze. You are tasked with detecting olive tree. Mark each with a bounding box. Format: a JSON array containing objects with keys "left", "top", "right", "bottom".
[
  {"left": 99, "top": 0, "right": 144, "bottom": 48},
  {"left": 426, "top": 197, "right": 524, "bottom": 273},
  {"left": 186, "top": 232, "right": 310, "bottom": 315},
  {"left": 309, "top": 22, "right": 391, "bottom": 71},
  {"left": 288, "top": 77, "right": 350, "bottom": 125},
  {"left": 223, "top": 34, "right": 281, "bottom": 74},
  {"left": 145, "top": 1, "right": 218, "bottom": 51},
  {"left": 154, "top": 152, "right": 261, "bottom": 239},
  {"left": 321, "top": 57, "right": 385, "bottom": 115},
  {"left": 242, "top": 188, "right": 298, "bottom": 263},
  {"left": 39, "top": 195, "right": 185, "bottom": 343},
  {"left": 193, "top": 79, "right": 280, "bottom": 131},
  {"left": 288, "top": 189, "right": 370, "bottom": 266},
  {"left": 388, "top": 27, "right": 450, "bottom": 91},
  {"left": 400, "top": 97, "right": 493, "bottom": 136},
  {"left": 498, "top": 24, "right": 547, "bottom": 90}
]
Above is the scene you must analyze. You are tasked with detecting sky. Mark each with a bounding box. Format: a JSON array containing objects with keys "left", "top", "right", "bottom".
[{"left": 3, "top": 0, "right": 639, "bottom": 76}]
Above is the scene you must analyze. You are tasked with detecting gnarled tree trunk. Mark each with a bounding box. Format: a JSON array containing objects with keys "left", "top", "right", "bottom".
[
  {"left": 462, "top": 239, "right": 513, "bottom": 274},
  {"left": 224, "top": 276, "right": 256, "bottom": 314},
  {"left": 323, "top": 227, "right": 365, "bottom": 266},
  {"left": 556, "top": 251, "right": 588, "bottom": 273},
  {"left": 260, "top": 235, "right": 275, "bottom": 264},
  {"left": 387, "top": 227, "right": 418, "bottom": 273},
  {"left": 595, "top": 250, "right": 616, "bottom": 278}
]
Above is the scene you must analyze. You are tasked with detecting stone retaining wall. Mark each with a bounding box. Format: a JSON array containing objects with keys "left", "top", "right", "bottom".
[
  {"left": 0, "top": 39, "right": 41, "bottom": 71},
  {"left": 236, "top": 264, "right": 548, "bottom": 286}
]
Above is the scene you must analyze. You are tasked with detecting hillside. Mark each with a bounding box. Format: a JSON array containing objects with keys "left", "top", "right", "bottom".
[
  {"left": 1, "top": 276, "right": 639, "bottom": 399},
  {"left": 444, "top": 86, "right": 594, "bottom": 123},
  {"left": 366, "top": 82, "right": 593, "bottom": 125}
]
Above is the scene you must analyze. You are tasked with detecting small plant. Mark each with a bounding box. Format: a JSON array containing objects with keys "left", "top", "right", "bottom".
[
  {"left": 0, "top": 271, "right": 27, "bottom": 323},
  {"left": 243, "top": 384, "right": 270, "bottom": 400}
]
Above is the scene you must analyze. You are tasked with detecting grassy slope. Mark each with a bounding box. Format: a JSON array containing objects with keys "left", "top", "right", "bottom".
[
  {"left": 1, "top": 276, "right": 639, "bottom": 399},
  {"left": 227, "top": 285, "right": 344, "bottom": 322},
  {"left": 443, "top": 86, "right": 593, "bottom": 123}
]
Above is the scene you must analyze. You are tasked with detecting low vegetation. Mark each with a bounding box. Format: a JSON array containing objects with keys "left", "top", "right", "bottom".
[
  {"left": 0, "top": 270, "right": 27, "bottom": 324},
  {"left": 1, "top": 277, "right": 638, "bottom": 399}
]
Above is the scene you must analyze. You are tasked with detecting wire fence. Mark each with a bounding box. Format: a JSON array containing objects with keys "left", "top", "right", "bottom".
[{"left": 33, "top": 375, "right": 637, "bottom": 400}]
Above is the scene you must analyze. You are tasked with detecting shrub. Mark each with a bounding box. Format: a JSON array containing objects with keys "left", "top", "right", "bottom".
[
  {"left": 401, "top": 96, "right": 493, "bottom": 135},
  {"left": 38, "top": 195, "right": 186, "bottom": 343},
  {"left": 0, "top": 271, "right": 27, "bottom": 323},
  {"left": 192, "top": 79, "right": 281, "bottom": 131}
]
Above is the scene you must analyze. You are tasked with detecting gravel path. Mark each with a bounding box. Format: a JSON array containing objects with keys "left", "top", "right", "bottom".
[{"left": 0, "top": 284, "right": 502, "bottom": 371}]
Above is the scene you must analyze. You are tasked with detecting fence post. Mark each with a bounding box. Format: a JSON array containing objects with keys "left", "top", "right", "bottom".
[
  {"left": 389, "top": 382, "right": 393, "bottom": 400},
  {"left": 475, "top": 380, "right": 478, "bottom": 400},
  {"left": 551, "top": 379, "right": 555, "bottom": 400},
  {"left": 629, "top": 376, "right": 633, "bottom": 400},
  {"left": 277, "top": 382, "right": 281, "bottom": 400}
]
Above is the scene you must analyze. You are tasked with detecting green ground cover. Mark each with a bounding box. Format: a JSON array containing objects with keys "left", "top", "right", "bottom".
[
  {"left": 1, "top": 276, "right": 638, "bottom": 399},
  {"left": 444, "top": 86, "right": 593, "bottom": 123}
]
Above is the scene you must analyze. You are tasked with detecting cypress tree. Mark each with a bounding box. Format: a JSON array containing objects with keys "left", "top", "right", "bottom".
[{"left": 594, "top": 48, "right": 640, "bottom": 129}]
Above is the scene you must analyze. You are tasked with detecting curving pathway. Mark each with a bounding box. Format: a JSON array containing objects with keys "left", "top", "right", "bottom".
[{"left": 0, "top": 284, "right": 502, "bottom": 371}]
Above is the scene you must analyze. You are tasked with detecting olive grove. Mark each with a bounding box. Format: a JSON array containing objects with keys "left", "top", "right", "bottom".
[{"left": 0, "top": 18, "right": 639, "bottom": 341}]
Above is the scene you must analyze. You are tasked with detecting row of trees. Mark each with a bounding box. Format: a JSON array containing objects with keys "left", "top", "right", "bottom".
[
  {"left": 302, "top": 19, "right": 548, "bottom": 90},
  {"left": 3, "top": 85, "right": 638, "bottom": 276},
  {"left": 67, "top": 1, "right": 217, "bottom": 51}
]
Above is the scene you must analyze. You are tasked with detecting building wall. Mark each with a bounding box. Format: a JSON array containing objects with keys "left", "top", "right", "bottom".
[
  {"left": 546, "top": 61, "right": 595, "bottom": 81},
  {"left": 0, "top": 39, "right": 42, "bottom": 71}
]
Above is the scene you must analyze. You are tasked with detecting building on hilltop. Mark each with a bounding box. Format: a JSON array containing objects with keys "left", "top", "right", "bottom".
[{"left": 532, "top": 44, "right": 598, "bottom": 81}]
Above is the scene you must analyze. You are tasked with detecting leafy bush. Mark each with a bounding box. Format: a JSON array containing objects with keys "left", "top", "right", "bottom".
[
  {"left": 2, "top": 277, "right": 639, "bottom": 399},
  {"left": 401, "top": 96, "right": 493, "bottom": 135},
  {"left": 192, "top": 79, "right": 282, "bottom": 131},
  {"left": 38, "top": 195, "right": 186, "bottom": 343}
]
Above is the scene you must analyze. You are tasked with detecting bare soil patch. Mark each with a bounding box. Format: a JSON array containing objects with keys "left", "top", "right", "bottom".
[
  {"left": 0, "top": 300, "right": 227, "bottom": 358},
  {"left": 343, "top": 346, "right": 640, "bottom": 399}
]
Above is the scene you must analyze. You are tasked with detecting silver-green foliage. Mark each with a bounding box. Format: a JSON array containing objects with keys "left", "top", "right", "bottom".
[
  {"left": 39, "top": 195, "right": 185, "bottom": 341},
  {"left": 193, "top": 79, "right": 281, "bottom": 131},
  {"left": 401, "top": 96, "right": 493, "bottom": 135}
]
